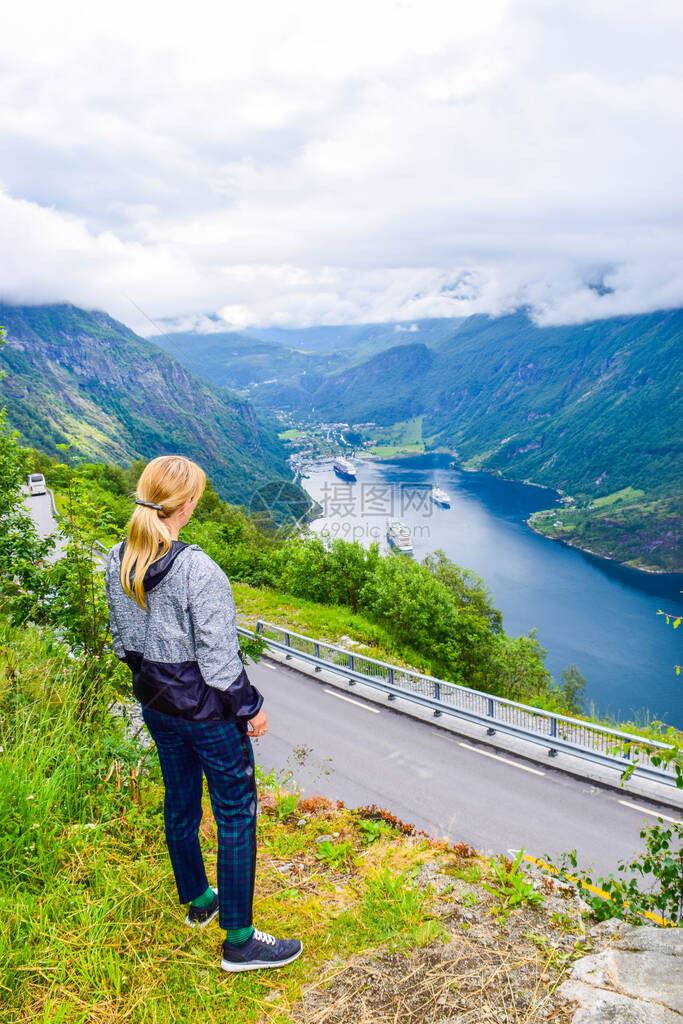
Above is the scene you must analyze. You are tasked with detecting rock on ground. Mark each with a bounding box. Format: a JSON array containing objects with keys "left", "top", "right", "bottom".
[{"left": 558, "top": 925, "right": 683, "bottom": 1024}]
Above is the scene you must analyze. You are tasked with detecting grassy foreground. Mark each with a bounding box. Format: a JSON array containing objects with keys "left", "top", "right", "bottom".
[{"left": 1, "top": 615, "right": 595, "bottom": 1024}]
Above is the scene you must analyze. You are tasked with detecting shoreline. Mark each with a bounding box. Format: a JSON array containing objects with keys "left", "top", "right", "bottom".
[
  {"left": 412, "top": 451, "right": 682, "bottom": 579},
  {"left": 524, "top": 517, "right": 678, "bottom": 577},
  {"left": 303, "top": 449, "right": 680, "bottom": 578}
]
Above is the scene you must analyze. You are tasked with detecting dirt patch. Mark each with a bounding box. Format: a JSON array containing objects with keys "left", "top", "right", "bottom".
[
  {"left": 291, "top": 857, "right": 595, "bottom": 1024},
  {"left": 294, "top": 937, "right": 574, "bottom": 1024}
]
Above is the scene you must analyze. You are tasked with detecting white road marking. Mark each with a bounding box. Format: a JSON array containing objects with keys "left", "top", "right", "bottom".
[
  {"left": 617, "top": 800, "right": 680, "bottom": 824},
  {"left": 261, "top": 661, "right": 278, "bottom": 670},
  {"left": 323, "top": 689, "right": 381, "bottom": 714},
  {"left": 458, "top": 742, "right": 545, "bottom": 776}
]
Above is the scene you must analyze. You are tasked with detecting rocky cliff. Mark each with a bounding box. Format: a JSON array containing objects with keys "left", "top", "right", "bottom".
[{"left": 0, "top": 303, "right": 292, "bottom": 503}]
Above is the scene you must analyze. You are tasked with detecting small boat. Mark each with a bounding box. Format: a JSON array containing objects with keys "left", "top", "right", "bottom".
[
  {"left": 333, "top": 457, "right": 356, "bottom": 480},
  {"left": 431, "top": 486, "right": 451, "bottom": 508},
  {"left": 386, "top": 518, "right": 413, "bottom": 554}
]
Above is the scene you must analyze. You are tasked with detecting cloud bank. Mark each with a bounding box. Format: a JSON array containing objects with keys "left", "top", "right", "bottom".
[{"left": 1, "top": 0, "right": 682, "bottom": 333}]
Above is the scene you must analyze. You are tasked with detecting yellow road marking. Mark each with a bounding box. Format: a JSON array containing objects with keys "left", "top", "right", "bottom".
[{"left": 522, "top": 852, "right": 675, "bottom": 928}]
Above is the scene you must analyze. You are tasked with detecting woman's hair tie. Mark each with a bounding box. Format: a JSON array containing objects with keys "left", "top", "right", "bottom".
[{"left": 135, "top": 498, "right": 164, "bottom": 510}]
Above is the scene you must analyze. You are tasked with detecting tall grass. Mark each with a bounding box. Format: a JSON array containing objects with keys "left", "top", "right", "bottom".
[
  {"left": 233, "top": 580, "right": 432, "bottom": 670},
  {"left": 0, "top": 614, "right": 451, "bottom": 1023},
  {"left": 0, "top": 618, "right": 166, "bottom": 1018}
]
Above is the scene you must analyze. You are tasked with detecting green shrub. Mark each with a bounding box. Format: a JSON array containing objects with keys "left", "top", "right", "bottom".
[{"left": 549, "top": 819, "right": 683, "bottom": 926}]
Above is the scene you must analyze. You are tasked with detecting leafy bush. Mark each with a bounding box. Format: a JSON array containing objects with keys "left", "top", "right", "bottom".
[
  {"left": 46, "top": 450, "right": 128, "bottom": 714},
  {"left": 549, "top": 819, "right": 683, "bottom": 926},
  {"left": 0, "top": 407, "right": 53, "bottom": 623}
]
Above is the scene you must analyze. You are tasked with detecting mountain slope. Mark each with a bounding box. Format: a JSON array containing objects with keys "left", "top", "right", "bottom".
[
  {"left": 291, "top": 342, "right": 435, "bottom": 424},
  {"left": 255, "top": 309, "right": 682, "bottom": 500},
  {"left": 151, "top": 329, "right": 340, "bottom": 390},
  {"left": 243, "top": 318, "right": 467, "bottom": 354},
  {"left": 423, "top": 310, "right": 683, "bottom": 499},
  {"left": 0, "top": 303, "right": 292, "bottom": 503},
  {"left": 151, "top": 319, "right": 462, "bottom": 392}
]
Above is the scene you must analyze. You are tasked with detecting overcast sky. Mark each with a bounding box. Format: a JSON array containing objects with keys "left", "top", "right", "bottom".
[{"left": 1, "top": 0, "right": 682, "bottom": 333}]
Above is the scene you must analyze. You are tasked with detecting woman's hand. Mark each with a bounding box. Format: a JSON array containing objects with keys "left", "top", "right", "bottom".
[{"left": 247, "top": 709, "right": 268, "bottom": 737}]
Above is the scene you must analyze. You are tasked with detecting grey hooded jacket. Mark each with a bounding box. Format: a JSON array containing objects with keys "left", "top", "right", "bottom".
[{"left": 105, "top": 540, "right": 263, "bottom": 723}]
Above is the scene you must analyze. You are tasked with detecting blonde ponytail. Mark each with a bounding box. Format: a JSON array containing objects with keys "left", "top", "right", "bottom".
[{"left": 121, "top": 455, "right": 206, "bottom": 609}]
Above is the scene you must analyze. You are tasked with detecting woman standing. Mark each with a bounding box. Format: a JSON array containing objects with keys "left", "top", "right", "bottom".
[{"left": 105, "top": 455, "right": 302, "bottom": 972}]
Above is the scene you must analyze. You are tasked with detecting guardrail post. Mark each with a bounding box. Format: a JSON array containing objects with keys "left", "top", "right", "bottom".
[
  {"left": 433, "top": 681, "right": 442, "bottom": 716},
  {"left": 619, "top": 743, "right": 632, "bottom": 780},
  {"left": 251, "top": 619, "right": 677, "bottom": 788},
  {"left": 486, "top": 697, "right": 496, "bottom": 736},
  {"left": 313, "top": 642, "right": 322, "bottom": 672}
]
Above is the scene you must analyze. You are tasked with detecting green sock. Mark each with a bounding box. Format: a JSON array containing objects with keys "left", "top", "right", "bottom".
[
  {"left": 191, "top": 886, "right": 215, "bottom": 909},
  {"left": 226, "top": 925, "right": 254, "bottom": 946}
]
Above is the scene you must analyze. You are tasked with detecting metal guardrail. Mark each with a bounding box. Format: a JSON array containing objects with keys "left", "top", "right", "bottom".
[
  {"left": 46, "top": 486, "right": 59, "bottom": 519},
  {"left": 46, "top": 488, "right": 108, "bottom": 556},
  {"left": 239, "top": 620, "right": 678, "bottom": 788},
  {"left": 37, "top": 487, "right": 677, "bottom": 788}
]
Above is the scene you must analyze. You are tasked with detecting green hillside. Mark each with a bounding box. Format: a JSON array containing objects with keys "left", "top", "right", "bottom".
[
  {"left": 151, "top": 318, "right": 464, "bottom": 393},
  {"left": 151, "top": 329, "right": 339, "bottom": 391},
  {"left": 242, "top": 317, "right": 468, "bottom": 354},
  {"left": 0, "top": 303, "right": 294, "bottom": 504},
  {"left": 424, "top": 312, "right": 682, "bottom": 500},
  {"left": 302, "top": 343, "right": 435, "bottom": 424}
]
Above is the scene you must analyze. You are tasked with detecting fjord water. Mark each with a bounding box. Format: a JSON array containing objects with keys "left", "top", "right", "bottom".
[{"left": 304, "top": 454, "right": 683, "bottom": 728}]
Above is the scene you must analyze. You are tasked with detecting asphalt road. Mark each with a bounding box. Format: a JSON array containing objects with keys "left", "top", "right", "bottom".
[
  {"left": 22, "top": 488, "right": 63, "bottom": 553},
  {"left": 248, "top": 656, "right": 681, "bottom": 878},
  {"left": 22, "top": 489, "right": 680, "bottom": 877}
]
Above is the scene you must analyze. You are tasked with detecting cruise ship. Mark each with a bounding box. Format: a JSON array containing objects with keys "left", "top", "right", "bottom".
[
  {"left": 431, "top": 486, "right": 451, "bottom": 508},
  {"left": 386, "top": 518, "right": 413, "bottom": 554},
  {"left": 333, "top": 457, "right": 357, "bottom": 480}
]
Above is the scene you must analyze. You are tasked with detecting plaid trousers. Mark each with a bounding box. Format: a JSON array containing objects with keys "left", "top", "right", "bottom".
[{"left": 142, "top": 706, "right": 257, "bottom": 929}]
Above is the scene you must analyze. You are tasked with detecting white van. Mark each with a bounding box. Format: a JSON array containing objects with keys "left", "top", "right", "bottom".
[{"left": 27, "top": 473, "right": 47, "bottom": 496}]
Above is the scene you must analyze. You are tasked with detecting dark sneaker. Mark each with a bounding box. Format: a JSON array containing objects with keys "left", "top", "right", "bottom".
[
  {"left": 221, "top": 928, "right": 303, "bottom": 972},
  {"left": 185, "top": 888, "right": 219, "bottom": 929}
]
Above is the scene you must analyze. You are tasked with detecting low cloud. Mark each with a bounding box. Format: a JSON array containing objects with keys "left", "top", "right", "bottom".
[{"left": 1, "top": 0, "right": 682, "bottom": 333}]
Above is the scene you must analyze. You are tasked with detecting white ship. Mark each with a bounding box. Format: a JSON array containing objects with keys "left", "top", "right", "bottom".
[
  {"left": 333, "top": 457, "right": 357, "bottom": 480},
  {"left": 431, "top": 486, "right": 451, "bottom": 508},
  {"left": 386, "top": 518, "right": 413, "bottom": 554}
]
